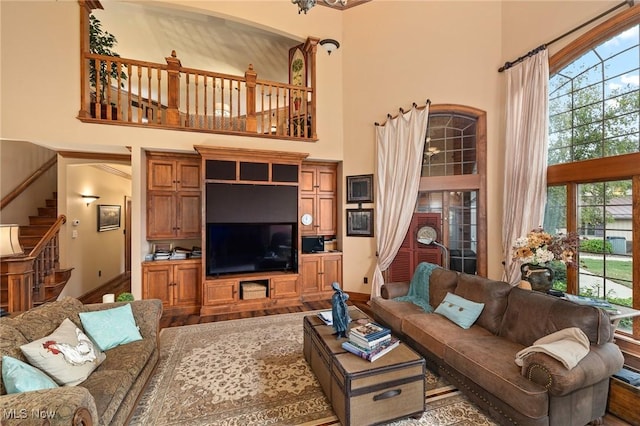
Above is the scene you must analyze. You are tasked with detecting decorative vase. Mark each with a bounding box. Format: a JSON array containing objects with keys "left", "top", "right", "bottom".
[{"left": 520, "top": 263, "right": 554, "bottom": 293}]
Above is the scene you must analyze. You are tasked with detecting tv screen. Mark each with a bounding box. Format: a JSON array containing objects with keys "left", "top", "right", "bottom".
[{"left": 206, "top": 223, "right": 297, "bottom": 276}]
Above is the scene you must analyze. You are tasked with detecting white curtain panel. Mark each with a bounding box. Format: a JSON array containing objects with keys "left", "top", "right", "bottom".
[
  {"left": 372, "top": 104, "right": 430, "bottom": 297},
  {"left": 502, "top": 50, "right": 550, "bottom": 285}
]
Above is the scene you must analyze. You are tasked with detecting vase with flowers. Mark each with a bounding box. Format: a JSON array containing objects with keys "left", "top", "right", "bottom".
[{"left": 512, "top": 227, "right": 579, "bottom": 292}]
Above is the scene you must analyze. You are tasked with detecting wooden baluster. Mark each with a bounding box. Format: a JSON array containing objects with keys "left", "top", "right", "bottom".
[
  {"left": 127, "top": 64, "right": 132, "bottom": 122},
  {"left": 229, "top": 79, "right": 233, "bottom": 130},
  {"left": 276, "top": 88, "right": 281, "bottom": 136},
  {"left": 137, "top": 66, "right": 142, "bottom": 123},
  {"left": 165, "top": 50, "right": 181, "bottom": 126},
  {"left": 261, "top": 84, "right": 265, "bottom": 133},
  {"left": 213, "top": 77, "right": 217, "bottom": 129},
  {"left": 204, "top": 76, "right": 209, "bottom": 129},
  {"left": 116, "top": 62, "right": 122, "bottom": 121},
  {"left": 156, "top": 68, "right": 161, "bottom": 124},
  {"left": 95, "top": 59, "right": 102, "bottom": 118},
  {"left": 194, "top": 74, "right": 200, "bottom": 128},
  {"left": 245, "top": 64, "right": 257, "bottom": 133},
  {"left": 146, "top": 66, "right": 152, "bottom": 123},
  {"left": 236, "top": 79, "right": 241, "bottom": 130},
  {"left": 220, "top": 78, "right": 225, "bottom": 129},
  {"left": 106, "top": 59, "right": 113, "bottom": 120}
]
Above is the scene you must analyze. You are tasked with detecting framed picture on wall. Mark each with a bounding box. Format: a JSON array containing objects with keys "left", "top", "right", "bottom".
[
  {"left": 347, "top": 208, "right": 374, "bottom": 237},
  {"left": 346, "top": 174, "right": 374, "bottom": 204},
  {"left": 97, "top": 204, "right": 121, "bottom": 232}
]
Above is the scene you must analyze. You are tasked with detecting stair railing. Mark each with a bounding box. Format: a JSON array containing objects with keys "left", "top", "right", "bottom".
[
  {"left": 0, "top": 155, "right": 57, "bottom": 211},
  {"left": 28, "top": 215, "right": 66, "bottom": 304}
]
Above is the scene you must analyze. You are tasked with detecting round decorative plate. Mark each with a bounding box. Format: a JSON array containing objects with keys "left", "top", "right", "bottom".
[
  {"left": 417, "top": 225, "right": 437, "bottom": 245},
  {"left": 301, "top": 213, "right": 313, "bottom": 226}
]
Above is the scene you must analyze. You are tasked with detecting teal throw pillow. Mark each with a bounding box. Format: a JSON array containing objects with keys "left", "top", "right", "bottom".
[
  {"left": 79, "top": 303, "right": 143, "bottom": 351},
  {"left": 2, "top": 355, "right": 58, "bottom": 393},
  {"left": 434, "top": 292, "right": 485, "bottom": 329}
]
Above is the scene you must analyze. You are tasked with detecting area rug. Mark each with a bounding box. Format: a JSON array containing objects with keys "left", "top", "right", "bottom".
[{"left": 129, "top": 311, "right": 497, "bottom": 425}]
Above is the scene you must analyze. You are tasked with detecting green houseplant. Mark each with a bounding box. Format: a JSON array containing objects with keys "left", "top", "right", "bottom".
[
  {"left": 89, "top": 14, "right": 127, "bottom": 109},
  {"left": 116, "top": 292, "right": 135, "bottom": 302}
]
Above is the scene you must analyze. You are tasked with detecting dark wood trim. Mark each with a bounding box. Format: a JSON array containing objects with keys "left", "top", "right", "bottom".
[
  {"left": 0, "top": 155, "right": 57, "bottom": 211},
  {"left": 547, "top": 153, "right": 640, "bottom": 184},
  {"left": 57, "top": 151, "right": 131, "bottom": 162}
]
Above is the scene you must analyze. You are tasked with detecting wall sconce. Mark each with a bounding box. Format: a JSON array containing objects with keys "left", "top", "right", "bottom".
[
  {"left": 0, "top": 224, "right": 24, "bottom": 257},
  {"left": 319, "top": 39, "right": 340, "bottom": 55},
  {"left": 82, "top": 195, "right": 100, "bottom": 206}
]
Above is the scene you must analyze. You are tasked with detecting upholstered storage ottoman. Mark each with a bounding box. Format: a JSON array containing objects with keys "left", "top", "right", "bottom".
[{"left": 304, "top": 308, "right": 425, "bottom": 426}]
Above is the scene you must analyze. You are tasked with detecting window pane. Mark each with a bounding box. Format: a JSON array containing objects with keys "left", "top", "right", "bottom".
[
  {"left": 577, "top": 180, "right": 633, "bottom": 332},
  {"left": 423, "top": 113, "right": 477, "bottom": 177}
]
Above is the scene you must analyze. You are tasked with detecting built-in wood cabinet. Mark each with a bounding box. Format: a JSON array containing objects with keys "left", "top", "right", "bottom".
[
  {"left": 300, "top": 253, "right": 342, "bottom": 300},
  {"left": 147, "top": 152, "right": 201, "bottom": 240},
  {"left": 201, "top": 272, "right": 301, "bottom": 315},
  {"left": 300, "top": 163, "right": 337, "bottom": 237},
  {"left": 142, "top": 259, "right": 201, "bottom": 314}
]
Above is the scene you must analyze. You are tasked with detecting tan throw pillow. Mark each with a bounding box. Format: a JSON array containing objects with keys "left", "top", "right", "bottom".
[{"left": 20, "top": 318, "right": 105, "bottom": 386}]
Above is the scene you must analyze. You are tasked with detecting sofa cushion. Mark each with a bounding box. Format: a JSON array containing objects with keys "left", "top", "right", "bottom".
[
  {"left": 429, "top": 268, "right": 459, "bottom": 308},
  {"left": 401, "top": 312, "right": 492, "bottom": 359},
  {"left": 97, "top": 338, "right": 157, "bottom": 379},
  {"left": 80, "top": 369, "right": 135, "bottom": 425},
  {"left": 454, "top": 274, "right": 512, "bottom": 334},
  {"left": 0, "top": 322, "right": 29, "bottom": 395},
  {"left": 370, "top": 297, "right": 426, "bottom": 333},
  {"left": 2, "top": 355, "right": 58, "bottom": 393},
  {"left": 444, "top": 335, "right": 549, "bottom": 420},
  {"left": 10, "top": 297, "right": 84, "bottom": 341},
  {"left": 499, "top": 288, "right": 614, "bottom": 346},
  {"left": 434, "top": 292, "right": 484, "bottom": 329},
  {"left": 20, "top": 318, "right": 106, "bottom": 386},
  {"left": 79, "top": 303, "right": 143, "bottom": 351}
]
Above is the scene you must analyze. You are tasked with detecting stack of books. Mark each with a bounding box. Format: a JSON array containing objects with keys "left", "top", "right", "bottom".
[{"left": 341, "top": 322, "right": 399, "bottom": 362}]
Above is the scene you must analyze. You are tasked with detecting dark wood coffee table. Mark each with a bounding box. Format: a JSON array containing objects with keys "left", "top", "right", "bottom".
[{"left": 303, "top": 307, "right": 425, "bottom": 426}]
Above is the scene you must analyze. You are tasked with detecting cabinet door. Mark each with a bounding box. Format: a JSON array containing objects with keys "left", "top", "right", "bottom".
[
  {"left": 148, "top": 159, "right": 176, "bottom": 191},
  {"left": 173, "top": 262, "right": 201, "bottom": 307},
  {"left": 203, "top": 280, "right": 238, "bottom": 305},
  {"left": 143, "top": 264, "right": 172, "bottom": 308},
  {"left": 147, "top": 192, "right": 176, "bottom": 239},
  {"left": 388, "top": 250, "right": 412, "bottom": 283},
  {"left": 300, "top": 195, "right": 316, "bottom": 235},
  {"left": 317, "top": 167, "right": 336, "bottom": 195},
  {"left": 271, "top": 275, "right": 299, "bottom": 299},
  {"left": 300, "top": 166, "right": 316, "bottom": 193},
  {"left": 317, "top": 195, "right": 337, "bottom": 236},
  {"left": 176, "top": 193, "right": 201, "bottom": 238},
  {"left": 177, "top": 160, "right": 201, "bottom": 191},
  {"left": 300, "top": 256, "right": 322, "bottom": 293},
  {"left": 320, "top": 254, "right": 342, "bottom": 292}
]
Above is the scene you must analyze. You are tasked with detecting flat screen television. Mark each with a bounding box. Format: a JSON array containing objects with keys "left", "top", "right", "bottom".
[{"left": 206, "top": 223, "right": 297, "bottom": 276}]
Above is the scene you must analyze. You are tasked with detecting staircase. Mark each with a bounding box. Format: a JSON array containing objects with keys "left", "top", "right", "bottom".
[{"left": 19, "top": 192, "right": 73, "bottom": 306}]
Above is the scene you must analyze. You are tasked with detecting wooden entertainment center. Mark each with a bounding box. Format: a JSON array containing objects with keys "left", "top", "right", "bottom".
[{"left": 142, "top": 147, "right": 342, "bottom": 315}]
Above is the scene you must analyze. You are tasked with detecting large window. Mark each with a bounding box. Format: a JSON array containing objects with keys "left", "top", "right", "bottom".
[
  {"left": 416, "top": 106, "right": 487, "bottom": 276},
  {"left": 547, "top": 6, "right": 640, "bottom": 340}
]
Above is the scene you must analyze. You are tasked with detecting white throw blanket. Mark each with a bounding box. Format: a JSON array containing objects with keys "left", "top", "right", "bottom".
[{"left": 514, "top": 327, "right": 590, "bottom": 370}]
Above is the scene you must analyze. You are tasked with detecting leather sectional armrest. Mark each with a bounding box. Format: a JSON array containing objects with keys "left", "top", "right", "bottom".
[
  {"left": 521, "top": 343, "right": 624, "bottom": 396},
  {"left": 380, "top": 281, "right": 410, "bottom": 299}
]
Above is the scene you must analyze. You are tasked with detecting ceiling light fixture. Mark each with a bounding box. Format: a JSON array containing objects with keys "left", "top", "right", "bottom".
[
  {"left": 319, "top": 39, "right": 340, "bottom": 55},
  {"left": 292, "top": 0, "right": 347, "bottom": 14}
]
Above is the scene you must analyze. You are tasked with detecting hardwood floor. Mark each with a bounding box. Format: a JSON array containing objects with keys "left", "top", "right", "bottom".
[{"left": 159, "top": 299, "right": 372, "bottom": 329}]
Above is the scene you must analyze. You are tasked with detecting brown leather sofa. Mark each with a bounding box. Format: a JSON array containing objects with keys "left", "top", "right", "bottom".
[{"left": 370, "top": 268, "right": 624, "bottom": 426}]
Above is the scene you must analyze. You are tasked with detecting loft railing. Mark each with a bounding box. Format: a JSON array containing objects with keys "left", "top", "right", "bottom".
[{"left": 78, "top": 44, "right": 318, "bottom": 141}]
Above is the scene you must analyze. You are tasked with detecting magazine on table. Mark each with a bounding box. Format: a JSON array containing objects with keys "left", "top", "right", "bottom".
[{"left": 349, "top": 322, "right": 390, "bottom": 341}]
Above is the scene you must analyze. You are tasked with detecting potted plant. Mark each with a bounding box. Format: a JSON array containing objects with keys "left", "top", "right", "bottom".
[
  {"left": 116, "top": 292, "right": 135, "bottom": 302},
  {"left": 89, "top": 14, "right": 127, "bottom": 118}
]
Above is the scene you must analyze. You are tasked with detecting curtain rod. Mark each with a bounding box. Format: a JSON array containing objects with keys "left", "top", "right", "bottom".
[
  {"left": 498, "top": 0, "right": 634, "bottom": 73},
  {"left": 374, "top": 99, "right": 431, "bottom": 126}
]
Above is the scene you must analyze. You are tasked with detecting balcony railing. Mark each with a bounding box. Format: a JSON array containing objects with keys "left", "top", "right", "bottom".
[{"left": 78, "top": 45, "right": 318, "bottom": 141}]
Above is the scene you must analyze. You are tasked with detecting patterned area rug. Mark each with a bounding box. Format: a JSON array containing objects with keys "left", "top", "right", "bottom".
[{"left": 130, "top": 311, "right": 497, "bottom": 425}]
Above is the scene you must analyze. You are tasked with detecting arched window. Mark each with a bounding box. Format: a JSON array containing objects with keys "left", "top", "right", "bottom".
[{"left": 547, "top": 6, "right": 640, "bottom": 340}]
